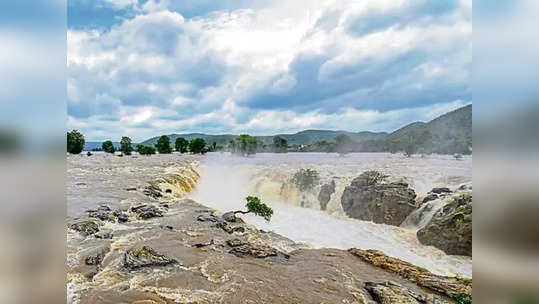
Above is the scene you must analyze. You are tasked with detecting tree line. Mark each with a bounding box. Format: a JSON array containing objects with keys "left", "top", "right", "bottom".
[{"left": 66, "top": 130, "right": 211, "bottom": 155}]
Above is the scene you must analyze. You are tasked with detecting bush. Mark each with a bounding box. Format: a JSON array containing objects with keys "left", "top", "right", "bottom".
[
  {"left": 156, "top": 135, "right": 172, "bottom": 154},
  {"left": 175, "top": 137, "right": 189, "bottom": 153},
  {"left": 120, "top": 136, "right": 133, "bottom": 155},
  {"left": 102, "top": 140, "right": 115, "bottom": 153},
  {"left": 189, "top": 138, "right": 206, "bottom": 154},
  {"left": 67, "top": 130, "right": 85, "bottom": 154},
  {"left": 136, "top": 144, "right": 156, "bottom": 155},
  {"left": 454, "top": 293, "right": 472, "bottom": 304}
]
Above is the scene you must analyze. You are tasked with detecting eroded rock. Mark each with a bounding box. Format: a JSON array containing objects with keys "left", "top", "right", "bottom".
[
  {"left": 70, "top": 220, "right": 99, "bottom": 236},
  {"left": 417, "top": 192, "right": 472, "bottom": 256},
  {"left": 341, "top": 171, "right": 417, "bottom": 226},
  {"left": 349, "top": 248, "right": 472, "bottom": 299},
  {"left": 422, "top": 194, "right": 439, "bottom": 204},
  {"left": 131, "top": 205, "right": 163, "bottom": 219},
  {"left": 430, "top": 187, "right": 451, "bottom": 194},
  {"left": 227, "top": 239, "right": 288, "bottom": 259},
  {"left": 123, "top": 246, "right": 177, "bottom": 271},
  {"left": 318, "top": 180, "right": 336, "bottom": 211},
  {"left": 365, "top": 281, "right": 426, "bottom": 304}
]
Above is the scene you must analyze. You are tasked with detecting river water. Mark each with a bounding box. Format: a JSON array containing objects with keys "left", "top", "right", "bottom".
[{"left": 189, "top": 152, "right": 472, "bottom": 278}]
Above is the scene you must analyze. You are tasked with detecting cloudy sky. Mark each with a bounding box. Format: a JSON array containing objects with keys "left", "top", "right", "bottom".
[{"left": 67, "top": 0, "right": 471, "bottom": 142}]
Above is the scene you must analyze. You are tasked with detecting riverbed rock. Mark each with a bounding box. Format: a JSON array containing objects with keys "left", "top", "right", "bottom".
[
  {"left": 365, "top": 281, "right": 426, "bottom": 304},
  {"left": 422, "top": 194, "right": 439, "bottom": 204},
  {"left": 318, "top": 180, "right": 336, "bottom": 211},
  {"left": 417, "top": 192, "right": 472, "bottom": 256},
  {"left": 197, "top": 213, "right": 221, "bottom": 223},
  {"left": 228, "top": 239, "right": 287, "bottom": 259},
  {"left": 430, "top": 187, "right": 451, "bottom": 194},
  {"left": 341, "top": 171, "right": 417, "bottom": 226},
  {"left": 348, "top": 248, "right": 472, "bottom": 299},
  {"left": 131, "top": 205, "right": 163, "bottom": 219},
  {"left": 143, "top": 184, "right": 162, "bottom": 198},
  {"left": 70, "top": 220, "right": 99, "bottom": 236},
  {"left": 123, "top": 246, "right": 177, "bottom": 271},
  {"left": 87, "top": 205, "right": 114, "bottom": 222},
  {"left": 222, "top": 211, "right": 238, "bottom": 222},
  {"left": 113, "top": 210, "right": 129, "bottom": 223}
]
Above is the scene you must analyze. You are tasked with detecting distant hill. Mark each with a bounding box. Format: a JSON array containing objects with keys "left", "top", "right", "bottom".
[
  {"left": 140, "top": 130, "right": 387, "bottom": 147},
  {"left": 84, "top": 141, "right": 124, "bottom": 151},
  {"left": 131, "top": 104, "right": 471, "bottom": 155},
  {"left": 385, "top": 104, "right": 472, "bottom": 154}
]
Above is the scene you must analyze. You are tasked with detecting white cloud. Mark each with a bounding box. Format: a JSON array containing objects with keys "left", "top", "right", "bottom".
[{"left": 67, "top": 0, "right": 471, "bottom": 140}]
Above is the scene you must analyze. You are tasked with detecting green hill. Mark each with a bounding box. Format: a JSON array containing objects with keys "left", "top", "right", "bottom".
[{"left": 139, "top": 104, "right": 471, "bottom": 155}]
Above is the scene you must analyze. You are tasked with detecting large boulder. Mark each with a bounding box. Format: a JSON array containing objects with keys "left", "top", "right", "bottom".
[
  {"left": 417, "top": 192, "right": 472, "bottom": 256},
  {"left": 341, "top": 171, "right": 417, "bottom": 226},
  {"left": 318, "top": 180, "right": 336, "bottom": 211}
]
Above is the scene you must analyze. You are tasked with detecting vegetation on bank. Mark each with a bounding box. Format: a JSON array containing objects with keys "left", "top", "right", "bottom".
[{"left": 67, "top": 130, "right": 85, "bottom": 154}]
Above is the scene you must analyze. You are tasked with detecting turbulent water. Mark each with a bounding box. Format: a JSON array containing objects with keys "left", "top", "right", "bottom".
[{"left": 189, "top": 152, "right": 472, "bottom": 278}]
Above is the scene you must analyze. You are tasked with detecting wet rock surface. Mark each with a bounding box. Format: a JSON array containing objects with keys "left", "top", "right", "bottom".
[
  {"left": 70, "top": 220, "right": 99, "bottom": 236},
  {"left": 318, "top": 180, "right": 336, "bottom": 211},
  {"left": 341, "top": 171, "right": 418, "bottom": 226},
  {"left": 417, "top": 192, "right": 472, "bottom": 256},
  {"left": 349, "top": 248, "right": 472, "bottom": 300},
  {"left": 123, "top": 246, "right": 177, "bottom": 271},
  {"left": 131, "top": 204, "right": 163, "bottom": 219}
]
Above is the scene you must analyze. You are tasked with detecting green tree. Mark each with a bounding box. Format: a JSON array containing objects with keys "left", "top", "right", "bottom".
[
  {"left": 403, "top": 136, "right": 417, "bottom": 157},
  {"left": 120, "top": 136, "right": 133, "bottom": 155},
  {"left": 136, "top": 144, "right": 156, "bottom": 155},
  {"left": 233, "top": 196, "right": 274, "bottom": 222},
  {"left": 189, "top": 138, "right": 206, "bottom": 154},
  {"left": 67, "top": 130, "right": 85, "bottom": 154},
  {"left": 101, "top": 140, "right": 115, "bottom": 153},
  {"left": 272, "top": 135, "right": 288, "bottom": 153},
  {"left": 234, "top": 134, "right": 258, "bottom": 156},
  {"left": 156, "top": 135, "right": 172, "bottom": 154},
  {"left": 175, "top": 137, "right": 189, "bottom": 153}
]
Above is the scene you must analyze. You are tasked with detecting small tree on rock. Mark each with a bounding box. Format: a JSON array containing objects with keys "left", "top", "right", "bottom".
[{"left": 233, "top": 196, "right": 274, "bottom": 222}]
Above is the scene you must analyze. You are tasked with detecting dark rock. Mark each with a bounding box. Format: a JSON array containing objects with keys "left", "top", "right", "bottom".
[
  {"left": 143, "top": 184, "right": 162, "bottom": 198},
  {"left": 422, "top": 194, "right": 439, "bottom": 204},
  {"left": 123, "top": 246, "right": 177, "bottom": 271},
  {"left": 318, "top": 180, "right": 336, "bottom": 211},
  {"left": 95, "top": 231, "right": 113, "bottom": 239},
  {"left": 229, "top": 243, "right": 282, "bottom": 259},
  {"left": 70, "top": 221, "right": 99, "bottom": 236},
  {"left": 417, "top": 193, "right": 472, "bottom": 256},
  {"left": 365, "top": 281, "right": 427, "bottom": 304},
  {"left": 227, "top": 238, "right": 247, "bottom": 247},
  {"left": 87, "top": 152, "right": 93, "bottom": 156},
  {"left": 222, "top": 211, "right": 238, "bottom": 223},
  {"left": 218, "top": 222, "right": 245, "bottom": 234},
  {"left": 197, "top": 213, "right": 221, "bottom": 223},
  {"left": 125, "top": 187, "right": 137, "bottom": 191},
  {"left": 193, "top": 240, "right": 214, "bottom": 248},
  {"left": 165, "top": 189, "right": 172, "bottom": 193},
  {"left": 131, "top": 205, "right": 163, "bottom": 219},
  {"left": 341, "top": 171, "right": 417, "bottom": 226},
  {"left": 85, "top": 254, "right": 103, "bottom": 266},
  {"left": 113, "top": 210, "right": 129, "bottom": 223},
  {"left": 430, "top": 187, "right": 451, "bottom": 194}
]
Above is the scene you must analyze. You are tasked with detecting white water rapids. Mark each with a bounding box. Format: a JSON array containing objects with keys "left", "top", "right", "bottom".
[{"left": 189, "top": 152, "right": 472, "bottom": 278}]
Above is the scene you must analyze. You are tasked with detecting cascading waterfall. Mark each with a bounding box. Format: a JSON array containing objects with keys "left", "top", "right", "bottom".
[{"left": 188, "top": 153, "right": 472, "bottom": 278}]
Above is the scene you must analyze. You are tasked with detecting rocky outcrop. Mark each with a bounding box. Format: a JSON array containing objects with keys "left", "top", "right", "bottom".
[
  {"left": 318, "top": 180, "right": 336, "bottom": 211},
  {"left": 349, "top": 248, "right": 472, "bottom": 301},
  {"left": 422, "top": 194, "right": 439, "bottom": 204},
  {"left": 417, "top": 193, "right": 472, "bottom": 256},
  {"left": 341, "top": 171, "right": 417, "bottom": 226},
  {"left": 70, "top": 220, "right": 100, "bottom": 236},
  {"left": 131, "top": 204, "right": 163, "bottom": 219},
  {"left": 227, "top": 238, "right": 289, "bottom": 260},
  {"left": 123, "top": 246, "right": 177, "bottom": 271},
  {"left": 430, "top": 187, "right": 451, "bottom": 194},
  {"left": 365, "top": 281, "right": 449, "bottom": 304}
]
